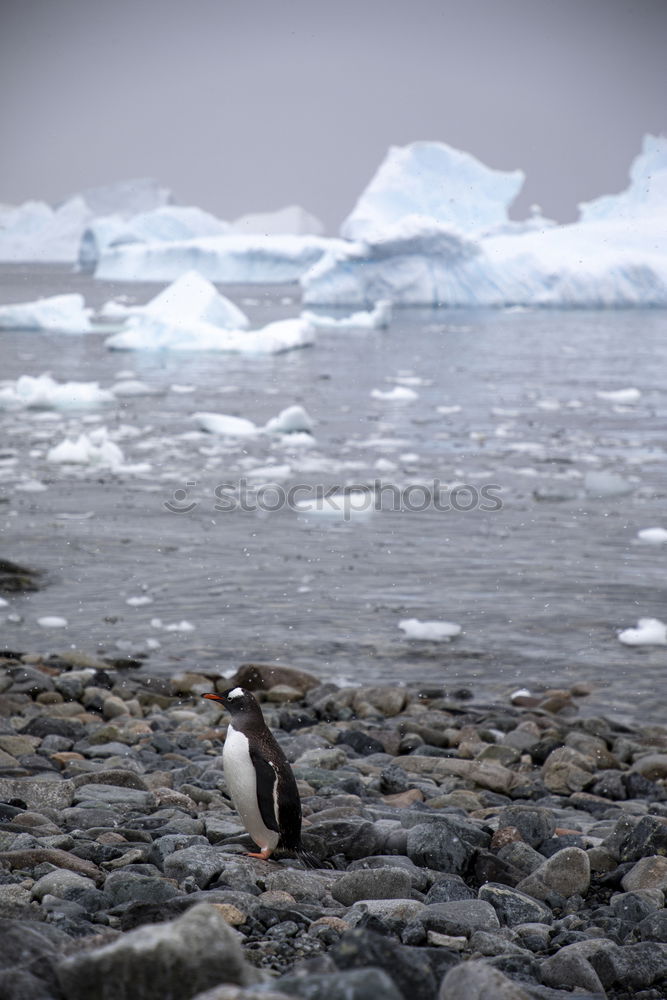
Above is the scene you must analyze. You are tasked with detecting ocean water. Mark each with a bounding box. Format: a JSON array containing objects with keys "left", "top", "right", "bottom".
[{"left": 2, "top": 265, "right": 667, "bottom": 722}]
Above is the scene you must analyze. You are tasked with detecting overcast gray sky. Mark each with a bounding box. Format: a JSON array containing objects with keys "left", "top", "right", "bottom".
[{"left": 1, "top": 0, "right": 665, "bottom": 232}]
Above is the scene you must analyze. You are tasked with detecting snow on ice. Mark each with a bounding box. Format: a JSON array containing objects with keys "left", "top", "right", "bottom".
[
  {"left": 0, "top": 374, "right": 114, "bottom": 410},
  {"left": 107, "top": 314, "right": 314, "bottom": 354},
  {"left": 230, "top": 204, "right": 324, "bottom": 236}
]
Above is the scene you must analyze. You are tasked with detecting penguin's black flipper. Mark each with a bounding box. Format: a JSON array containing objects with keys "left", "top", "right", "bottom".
[{"left": 248, "top": 748, "right": 280, "bottom": 834}]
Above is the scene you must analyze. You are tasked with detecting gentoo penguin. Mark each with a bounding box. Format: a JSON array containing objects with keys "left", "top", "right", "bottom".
[{"left": 202, "top": 686, "right": 314, "bottom": 864}]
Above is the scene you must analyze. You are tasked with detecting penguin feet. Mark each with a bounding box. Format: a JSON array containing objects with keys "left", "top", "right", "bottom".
[{"left": 246, "top": 848, "right": 274, "bottom": 861}]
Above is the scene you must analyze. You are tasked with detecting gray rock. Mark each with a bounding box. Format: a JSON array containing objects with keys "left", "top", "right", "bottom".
[
  {"left": 406, "top": 821, "right": 473, "bottom": 873},
  {"left": 103, "top": 870, "right": 182, "bottom": 906},
  {"left": 204, "top": 816, "right": 245, "bottom": 843},
  {"left": 31, "top": 870, "right": 96, "bottom": 903},
  {"left": 163, "top": 845, "right": 226, "bottom": 889},
  {"left": 620, "top": 815, "right": 667, "bottom": 862},
  {"left": 421, "top": 899, "right": 500, "bottom": 936},
  {"left": 621, "top": 854, "right": 667, "bottom": 892},
  {"left": 0, "top": 777, "right": 74, "bottom": 811},
  {"left": 540, "top": 950, "right": 606, "bottom": 993},
  {"left": 496, "top": 806, "right": 556, "bottom": 847},
  {"left": 72, "top": 769, "right": 149, "bottom": 791},
  {"left": 518, "top": 846, "right": 590, "bottom": 900},
  {"left": 0, "top": 918, "right": 73, "bottom": 997},
  {"left": 149, "top": 834, "right": 210, "bottom": 866},
  {"left": 85, "top": 742, "right": 136, "bottom": 758},
  {"left": 264, "top": 870, "right": 331, "bottom": 902},
  {"left": 478, "top": 883, "right": 553, "bottom": 925},
  {"left": 277, "top": 968, "right": 403, "bottom": 1000},
  {"left": 56, "top": 903, "right": 259, "bottom": 1000},
  {"left": 610, "top": 890, "right": 661, "bottom": 923},
  {"left": 425, "top": 874, "right": 476, "bottom": 904},
  {"left": 331, "top": 867, "right": 412, "bottom": 906},
  {"left": 330, "top": 927, "right": 441, "bottom": 1000},
  {"left": 349, "top": 899, "right": 426, "bottom": 924},
  {"left": 497, "top": 841, "right": 544, "bottom": 875},
  {"left": 440, "top": 959, "right": 533, "bottom": 999},
  {"left": 313, "top": 818, "right": 382, "bottom": 860},
  {"left": 72, "top": 784, "right": 155, "bottom": 809},
  {"left": 347, "top": 855, "right": 429, "bottom": 892},
  {"left": 635, "top": 910, "right": 667, "bottom": 942}
]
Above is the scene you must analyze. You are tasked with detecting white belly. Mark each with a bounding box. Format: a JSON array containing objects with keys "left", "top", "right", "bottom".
[{"left": 223, "top": 724, "right": 280, "bottom": 852}]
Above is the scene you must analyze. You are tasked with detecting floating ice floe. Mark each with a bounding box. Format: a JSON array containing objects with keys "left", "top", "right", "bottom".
[
  {"left": 0, "top": 293, "right": 92, "bottom": 333},
  {"left": 37, "top": 616, "right": 68, "bottom": 628},
  {"left": 371, "top": 386, "right": 418, "bottom": 402},
  {"left": 301, "top": 299, "right": 392, "bottom": 330},
  {"left": 230, "top": 204, "right": 325, "bottom": 236},
  {"left": 246, "top": 463, "right": 292, "bottom": 482},
  {"left": 637, "top": 527, "right": 667, "bottom": 545},
  {"left": 596, "top": 388, "right": 641, "bottom": 405},
  {"left": 295, "top": 490, "right": 374, "bottom": 519},
  {"left": 264, "top": 405, "right": 314, "bottom": 434},
  {"left": 618, "top": 618, "right": 667, "bottom": 646},
  {"left": 399, "top": 618, "right": 462, "bottom": 641},
  {"left": 126, "top": 595, "right": 154, "bottom": 606},
  {"left": 302, "top": 135, "right": 667, "bottom": 307},
  {"left": 102, "top": 270, "right": 249, "bottom": 329},
  {"left": 47, "top": 428, "right": 125, "bottom": 468},
  {"left": 193, "top": 413, "right": 259, "bottom": 436},
  {"left": 111, "top": 380, "right": 161, "bottom": 397},
  {"left": 107, "top": 315, "right": 314, "bottom": 354},
  {"left": 96, "top": 233, "right": 344, "bottom": 283},
  {"left": 0, "top": 374, "right": 114, "bottom": 410},
  {"left": 584, "top": 470, "right": 633, "bottom": 497}
]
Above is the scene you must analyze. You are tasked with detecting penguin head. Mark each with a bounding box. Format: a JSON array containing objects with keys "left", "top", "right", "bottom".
[{"left": 202, "top": 686, "right": 263, "bottom": 720}]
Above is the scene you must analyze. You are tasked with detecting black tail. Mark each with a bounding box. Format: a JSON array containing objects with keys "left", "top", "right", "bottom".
[{"left": 296, "top": 848, "right": 323, "bottom": 869}]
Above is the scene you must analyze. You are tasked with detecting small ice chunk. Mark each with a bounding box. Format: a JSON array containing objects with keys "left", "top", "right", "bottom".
[
  {"left": 371, "top": 386, "right": 418, "bottom": 402},
  {"left": 111, "top": 380, "right": 160, "bottom": 397},
  {"left": 193, "top": 412, "right": 258, "bottom": 436},
  {"left": 0, "top": 597, "right": 8, "bottom": 608},
  {"left": 0, "top": 374, "right": 114, "bottom": 410},
  {"left": 596, "top": 388, "right": 641, "bottom": 404},
  {"left": 47, "top": 427, "right": 125, "bottom": 469},
  {"left": 126, "top": 595, "right": 153, "bottom": 606},
  {"left": 37, "top": 616, "right": 68, "bottom": 628},
  {"left": 0, "top": 293, "right": 92, "bottom": 334},
  {"left": 637, "top": 527, "right": 667, "bottom": 544},
  {"left": 584, "top": 470, "right": 633, "bottom": 497},
  {"left": 163, "top": 620, "right": 195, "bottom": 632},
  {"left": 171, "top": 384, "right": 196, "bottom": 393},
  {"left": 618, "top": 618, "right": 667, "bottom": 646},
  {"left": 436, "top": 405, "right": 462, "bottom": 415},
  {"left": 246, "top": 463, "right": 292, "bottom": 482},
  {"left": 264, "top": 405, "right": 313, "bottom": 434},
  {"left": 398, "top": 618, "right": 462, "bottom": 641},
  {"left": 295, "top": 490, "right": 374, "bottom": 519},
  {"left": 302, "top": 299, "right": 392, "bottom": 330}
]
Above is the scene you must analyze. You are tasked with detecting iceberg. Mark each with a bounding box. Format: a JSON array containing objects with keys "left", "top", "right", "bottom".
[
  {"left": 79, "top": 205, "right": 229, "bottom": 272},
  {"left": 340, "top": 140, "right": 524, "bottom": 240},
  {"left": 579, "top": 134, "right": 667, "bottom": 222},
  {"left": 231, "top": 204, "right": 325, "bottom": 236},
  {"left": 0, "top": 293, "right": 92, "bottom": 333},
  {"left": 302, "top": 299, "right": 392, "bottom": 330},
  {"left": 47, "top": 427, "right": 125, "bottom": 469},
  {"left": 0, "top": 374, "right": 114, "bottom": 410},
  {"left": 303, "top": 134, "right": 667, "bottom": 308},
  {"left": 95, "top": 233, "right": 344, "bottom": 283},
  {"left": 106, "top": 316, "right": 314, "bottom": 354},
  {"left": 0, "top": 179, "right": 170, "bottom": 263}
]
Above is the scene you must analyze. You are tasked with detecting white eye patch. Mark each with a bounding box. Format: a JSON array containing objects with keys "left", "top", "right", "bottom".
[{"left": 227, "top": 687, "right": 244, "bottom": 699}]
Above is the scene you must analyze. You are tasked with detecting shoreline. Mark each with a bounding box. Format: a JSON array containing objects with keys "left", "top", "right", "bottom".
[{"left": 2, "top": 653, "right": 667, "bottom": 999}]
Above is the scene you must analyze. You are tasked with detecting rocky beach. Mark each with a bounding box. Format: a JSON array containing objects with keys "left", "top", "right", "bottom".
[{"left": 2, "top": 655, "right": 667, "bottom": 999}]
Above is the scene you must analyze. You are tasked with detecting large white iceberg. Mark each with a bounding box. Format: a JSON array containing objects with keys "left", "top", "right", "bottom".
[
  {"left": 106, "top": 316, "right": 314, "bottom": 354},
  {"left": 231, "top": 204, "right": 324, "bottom": 236},
  {"left": 0, "top": 179, "right": 170, "bottom": 263},
  {"left": 79, "top": 205, "right": 229, "bottom": 272},
  {"left": 579, "top": 134, "right": 667, "bottom": 222},
  {"left": 340, "top": 140, "right": 524, "bottom": 241},
  {"left": 95, "top": 234, "right": 343, "bottom": 283},
  {"left": 0, "top": 374, "right": 113, "bottom": 410},
  {"left": 303, "top": 136, "right": 667, "bottom": 308},
  {"left": 0, "top": 293, "right": 92, "bottom": 333}
]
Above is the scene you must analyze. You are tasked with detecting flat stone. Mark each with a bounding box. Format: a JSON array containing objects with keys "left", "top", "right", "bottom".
[
  {"left": 56, "top": 903, "right": 260, "bottom": 999},
  {"left": 278, "top": 968, "right": 403, "bottom": 1000},
  {"left": 72, "top": 784, "right": 155, "bottom": 809},
  {"left": 426, "top": 874, "right": 476, "bottom": 904},
  {"left": 496, "top": 806, "right": 556, "bottom": 847},
  {"left": 631, "top": 753, "right": 667, "bottom": 780},
  {"left": 72, "top": 769, "right": 149, "bottom": 791},
  {"left": 0, "top": 848, "right": 103, "bottom": 883},
  {"left": 542, "top": 746, "right": 594, "bottom": 795},
  {"left": 349, "top": 898, "right": 426, "bottom": 923},
  {"left": 540, "top": 950, "right": 606, "bottom": 993},
  {"left": 478, "top": 883, "right": 552, "bottom": 925},
  {"left": 163, "top": 846, "right": 226, "bottom": 889},
  {"left": 0, "top": 777, "right": 75, "bottom": 810},
  {"left": 393, "top": 755, "right": 517, "bottom": 794},
  {"left": 406, "top": 821, "right": 474, "bottom": 873},
  {"left": 0, "top": 735, "right": 39, "bottom": 757},
  {"left": 440, "top": 959, "right": 533, "bottom": 999},
  {"left": 622, "top": 855, "right": 667, "bottom": 892},
  {"left": 263, "top": 870, "right": 331, "bottom": 902},
  {"left": 331, "top": 867, "right": 412, "bottom": 906},
  {"left": 31, "top": 869, "right": 96, "bottom": 902},
  {"left": 420, "top": 899, "right": 500, "bottom": 936},
  {"left": 103, "top": 870, "right": 182, "bottom": 906}
]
